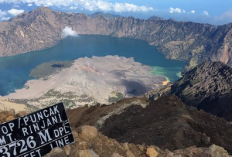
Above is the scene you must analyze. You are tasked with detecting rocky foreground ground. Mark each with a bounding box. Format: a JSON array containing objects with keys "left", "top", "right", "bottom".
[
  {"left": 45, "top": 125, "right": 230, "bottom": 157},
  {"left": 0, "top": 110, "right": 230, "bottom": 157}
]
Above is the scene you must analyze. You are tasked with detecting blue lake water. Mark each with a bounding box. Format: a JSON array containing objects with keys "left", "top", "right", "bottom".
[{"left": 0, "top": 35, "right": 185, "bottom": 96}]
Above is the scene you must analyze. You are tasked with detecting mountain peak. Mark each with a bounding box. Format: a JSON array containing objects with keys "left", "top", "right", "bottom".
[
  {"left": 30, "top": 6, "right": 53, "bottom": 16},
  {"left": 34, "top": 6, "right": 52, "bottom": 12},
  {"left": 148, "top": 15, "right": 164, "bottom": 21},
  {"left": 90, "top": 12, "right": 122, "bottom": 19}
]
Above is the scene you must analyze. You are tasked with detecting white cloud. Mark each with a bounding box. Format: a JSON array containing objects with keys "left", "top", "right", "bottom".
[
  {"left": 203, "top": 11, "right": 209, "bottom": 16},
  {"left": 0, "top": 0, "right": 154, "bottom": 13},
  {"left": 213, "top": 10, "right": 232, "bottom": 24},
  {"left": 69, "top": 6, "right": 78, "bottom": 10},
  {"left": 112, "top": 2, "right": 153, "bottom": 12},
  {"left": 0, "top": 9, "right": 7, "bottom": 17},
  {"left": 169, "top": 7, "right": 182, "bottom": 13},
  {"left": 82, "top": 1, "right": 153, "bottom": 12},
  {"left": 8, "top": 9, "right": 24, "bottom": 16},
  {"left": 28, "top": 3, "right": 33, "bottom": 6},
  {"left": 0, "top": 9, "right": 8, "bottom": 21},
  {"left": 0, "top": 17, "right": 10, "bottom": 21},
  {"left": 169, "top": 7, "right": 198, "bottom": 15},
  {"left": 62, "top": 26, "right": 79, "bottom": 38}
]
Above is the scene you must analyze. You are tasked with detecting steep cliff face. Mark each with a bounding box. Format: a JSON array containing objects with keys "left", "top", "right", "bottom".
[
  {"left": 171, "top": 61, "right": 232, "bottom": 121},
  {"left": 0, "top": 7, "right": 232, "bottom": 70}
]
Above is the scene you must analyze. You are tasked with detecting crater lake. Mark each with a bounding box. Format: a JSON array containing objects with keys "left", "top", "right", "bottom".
[{"left": 0, "top": 35, "right": 185, "bottom": 96}]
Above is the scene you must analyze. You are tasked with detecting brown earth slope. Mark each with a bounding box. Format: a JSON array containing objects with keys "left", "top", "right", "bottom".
[
  {"left": 99, "top": 95, "right": 232, "bottom": 154},
  {"left": 66, "top": 97, "right": 149, "bottom": 129},
  {"left": 65, "top": 94, "right": 232, "bottom": 154},
  {"left": 0, "top": 7, "right": 232, "bottom": 70}
]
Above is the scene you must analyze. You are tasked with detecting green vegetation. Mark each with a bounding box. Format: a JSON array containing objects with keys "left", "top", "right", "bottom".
[
  {"left": 30, "top": 61, "right": 74, "bottom": 79},
  {"left": 108, "top": 92, "right": 124, "bottom": 103},
  {"left": 10, "top": 99, "right": 40, "bottom": 112}
]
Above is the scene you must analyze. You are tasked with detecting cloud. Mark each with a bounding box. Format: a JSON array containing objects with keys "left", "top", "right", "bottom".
[
  {"left": 8, "top": 9, "right": 24, "bottom": 16},
  {"left": 0, "top": 0, "right": 154, "bottom": 13},
  {"left": 203, "top": 11, "right": 209, "bottom": 16},
  {"left": 169, "top": 7, "right": 197, "bottom": 14},
  {"left": 114, "top": 3, "right": 153, "bottom": 12},
  {"left": 0, "top": 9, "right": 7, "bottom": 17},
  {"left": 213, "top": 10, "right": 232, "bottom": 24},
  {"left": 0, "top": 17, "right": 10, "bottom": 21},
  {"left": 0, "top": 9, "right": 9, "bottom": 21},
  {"left": 69, "top": 6, "right": 78, "bottom": 10},
  {"left": 62, "top": 26, "right": 79, "bottom": 38},
  {"left": 169, "top": 7, "right": 182, "bottom": 13},
  {"left": 28, "top": 3, "right": 33, "bottom": 7},
  {"left": 81, "top": 1, "right": 153, "bottom": 12}
]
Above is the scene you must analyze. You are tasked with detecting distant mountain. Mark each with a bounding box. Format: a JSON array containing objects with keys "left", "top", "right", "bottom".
[
  {"left": 89, "top": 12, "right": 122, "bottom": 19},
  {"left": 148, "top": 15, "right": 164, "bottom": 21},
  {"left": 171, "top": 61, "right": 232, "bottom": 121},
  {"left": 0, "top": 7, "right": 231, "bottom": 71}
]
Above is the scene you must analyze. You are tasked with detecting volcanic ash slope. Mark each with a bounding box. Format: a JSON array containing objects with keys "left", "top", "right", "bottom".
[{"left": 6, "top": 56, "right": 166, "bottom": 109}]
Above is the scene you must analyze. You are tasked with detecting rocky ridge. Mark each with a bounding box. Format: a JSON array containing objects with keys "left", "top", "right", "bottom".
[
  {"left": 171, "top": 61, "right": 232, "bottom": 121},
  {"left": 145, "top": 61, "right": 232, "bottom": 121},
  {"left": 0, "top": 7, "right": 232, "bottom": 70}
]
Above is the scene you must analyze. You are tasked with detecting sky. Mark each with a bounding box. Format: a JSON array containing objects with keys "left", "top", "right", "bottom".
[{"left": 0, "top": 0, "right": 231, "bottom": 25}]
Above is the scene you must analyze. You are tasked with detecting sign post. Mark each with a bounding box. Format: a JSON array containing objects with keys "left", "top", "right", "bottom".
[{"left": 0, "top": 102, "right": 74, "bottom": 157}]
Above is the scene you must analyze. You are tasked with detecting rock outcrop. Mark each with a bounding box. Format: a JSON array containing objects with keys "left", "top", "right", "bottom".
[
  {"left": 0, "top": 7, "right": 232, "bottom": 70},
  {"left": 0, "top": 109, "right": 26, "bottom": 123},
  {"left": 45, "top": 125, "right": 231, "bottom": 157}
]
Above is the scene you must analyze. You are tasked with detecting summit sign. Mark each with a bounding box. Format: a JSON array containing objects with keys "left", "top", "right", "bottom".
[{"left": 0, "top": 103, "right": 74, "bottom": 157}]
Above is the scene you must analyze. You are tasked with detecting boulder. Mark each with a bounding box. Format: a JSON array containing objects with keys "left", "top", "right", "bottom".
[
  {"left": 146, "top": 147, "right": 159, "bottom": 157},
  {"left": 45, "top": 147, "right": 66, "bottom": 157},
  {"left": 78, "top": 125, "right": 98, "bottom": 140},
  {"left": 208, "top": 144, "right": 230, "bottom": 157},
  {"left": 78, "top": 150, "right": 99, "bottom": 157}
]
